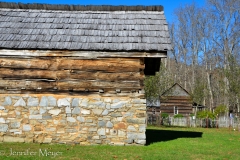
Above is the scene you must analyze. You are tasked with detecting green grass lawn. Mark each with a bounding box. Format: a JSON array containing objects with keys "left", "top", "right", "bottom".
[{"left": 0, "top": 126, "right": 240, "bottom": 160}]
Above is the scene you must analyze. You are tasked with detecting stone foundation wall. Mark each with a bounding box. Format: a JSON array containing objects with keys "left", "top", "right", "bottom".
[{"left": 0, "top": 94, "right": 146, "bottom": 145}]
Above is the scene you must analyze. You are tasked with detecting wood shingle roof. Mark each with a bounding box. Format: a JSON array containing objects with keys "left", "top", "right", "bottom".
[{"left": 0, "top": 2, "right": 172, "bottom": 51}]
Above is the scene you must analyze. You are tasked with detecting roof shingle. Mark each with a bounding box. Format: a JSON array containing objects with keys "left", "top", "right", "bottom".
[{"left": 0, "top": 3, "right": 172, "bottom": 51}]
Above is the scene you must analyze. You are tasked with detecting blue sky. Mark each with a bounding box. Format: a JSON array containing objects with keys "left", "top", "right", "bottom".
[{"left": 1, "top": 0, "right": 205, "bottom": 22}]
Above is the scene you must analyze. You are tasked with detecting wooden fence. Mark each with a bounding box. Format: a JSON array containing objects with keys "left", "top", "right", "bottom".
[{"left": 147, "top": 114, "right": 240, "bottom": 129}]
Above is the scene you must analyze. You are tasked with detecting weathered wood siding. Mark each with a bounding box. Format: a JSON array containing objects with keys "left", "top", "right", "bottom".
[
  {"left": 0, "top": 50, "right": 144, "bottom": 93},
  {"left": 160, "top": 96, "right": 193, "bottom": 116}
]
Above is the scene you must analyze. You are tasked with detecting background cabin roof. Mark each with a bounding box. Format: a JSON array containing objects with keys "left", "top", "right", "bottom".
[
  {"left": 0, "top": 2, "right": 172, "bottom": 51},
  {"left": 161, "top": 83, "right": 190, "bottom": 97}
]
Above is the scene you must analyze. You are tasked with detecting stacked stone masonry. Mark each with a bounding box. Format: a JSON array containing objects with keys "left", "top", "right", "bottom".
[{"left": 0, "top": 94, "right": 146, "bottom": 145}]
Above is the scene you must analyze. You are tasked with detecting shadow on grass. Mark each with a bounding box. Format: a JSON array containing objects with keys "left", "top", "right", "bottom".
[{"left": 146, "top": 129, "right": 203, "bottom": 145}]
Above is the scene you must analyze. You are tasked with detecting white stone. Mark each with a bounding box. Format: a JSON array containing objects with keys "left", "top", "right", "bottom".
[
  {"left": 14, "top": 98, "right": 26, "bottom": 107},
  {"left": 67, "top": 117, "right": 76, "bottom": 122},
  {"left": 29, "top": 115, "right": 42, "bottom": 119},
  {"left": 77, "top": 116, "right": 85, "bottom": 122},
  {"left": 23, "top": 124, "right": 31, "bottom": 131},
  {"left": 118, "top": 130, "right": 126, "bottom": 137},
  {"left": 48, "top": 109, "right": 61, "bottom": 116},
  {"left": 97, "top": 128, "right": 105, "bottom": 135},
  {"left": 0, "top": 118, "right": 5, "bottom": 123},
  {"left": 81, "top": 109, "right": 90, "bottom": 115},
  {"left": 57, "top": 98, "right": 70, "bottom": 107},
  {"left": 111, "top": 101, "right": 128, "bottom": 109},
  {"left": 0, "top": 106, "right": 5, "bottom": 110},
  {"left": 104, "top": 98, "right": 112, "bottom": 103}
]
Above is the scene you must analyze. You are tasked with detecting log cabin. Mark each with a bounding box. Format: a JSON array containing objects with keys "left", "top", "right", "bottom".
[
  {"left": 160, "top": 83, "right": 193, "bottom": 116},
  {"left": 0, "top": 2, "right": 171, "bottom": 145}
]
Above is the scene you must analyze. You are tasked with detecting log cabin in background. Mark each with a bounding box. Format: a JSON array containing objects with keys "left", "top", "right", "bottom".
[
  {"left": 160, "top": 83, "right": 193, "bottom": 116},
  {"left": 0, "top": 2, "right": 171, "bottom": 145}
]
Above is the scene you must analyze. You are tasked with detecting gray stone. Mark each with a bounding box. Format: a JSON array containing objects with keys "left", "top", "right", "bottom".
[
  {"left": 14, "top": 98, "right": 26, "bottom": 107},
  {"left": 77, "top": 116, "right": 85, "bottom": 122},
  {"left": 112, "top": 99, "right": 120, "bottom": 103},
  {"left": 125, "top": 139, "right": 133, "bottom": 144},
  {"left": 127, "top": 125, "right": 137, "bottom": 131},
  {"left": 106, "top": 103, "right": 111, "bottom": 109},
  {"left": 0, "top": 118, "right": 5, "bottom": 123},
  {"left": 72, "top": 98, "right": 79, "bottom": 107},
  {"left": 0, "top": 124, "right": 8, "bottom": 132},
  {"left": 48, "top": 96, "right": 57, "bottom": 107},
  {"left": 137, "top": 133, "right": 146, "bottom": 140},
  {"left": 0, "top": 106, "right": 5, "bottom": 110},
  {"left": 132, "top": 99, "right": 146, "bottom": 104},
  {"left": 39, "top": 96, "right": 48, "bottom": 107},
  {"left": 139, "top": 124, "right": 146, "bottom": 132},
  {"left": 127, "top": 132, "right": 137, "bottom": 139},
  {"left": 85, "top": 119, "right": 93, "bottom": 123},
  {"left": 58, "top": 98, "right": 70, "bottom": 107},
  {"left": 67, "top": 117, "right": 76, "bottom": 122},
  {"left": 106, "top": 121, "right": 113, "bottom": 128},
  {"left": 10, "top": 122, "right": 20, "bottom": 129},
  {"left": 27, "top": 97, "right": 39, "bottom": 107},
  {"left": 92, "top": 109, "right": 103, "bottom": 115},
  {"left": 29, "top": 115, "right": 42, "bottom": 119},
  {"left": 123, "top": 112, "right": 133, "bottom": 117},
  {"left": 126, "top": 118, "right": 145, "bottom": 124},
  {"left": 3, "top": 136, "right": 24, "bottom": 142},
  {"left": 111, "top": 112, "right": 122, "bottom": 117},
  {"left": 40, "top": 108, "right": 47, "bottom": 114},
  {"left": 135, "top": 140, "right": 146, "bottom": 145},
  {"left": 102, "top": 109, "right": 109, "bottom": 116},
  {"left": 2, "top": 96, "right": 12, "bottom": 106},
  {"left": 72, "top": 107, "right": 81, "bottom": 114},
  {"left": 23, "top": 124, "right": 31, "bottom": 131},
  {"left": 48, "top": 109, "right": 61, "bottom": 115},
  {"left": 65, "top": 106, "right": 71, "bottom": 113},
  {"left": 97, "top": 128, "right": 105, "bottom": 135},
  {"left": 42, "top": 115, "right": 52, "bottom": 119},
  {"left": 111, "top": 101, "right": 128, "bottom": 109},
  {"left": 98, "top": 121, "right": 106, "bottom": 127},
  {"left": 66, "top": 128, "right": 77, "bottom": 133}
]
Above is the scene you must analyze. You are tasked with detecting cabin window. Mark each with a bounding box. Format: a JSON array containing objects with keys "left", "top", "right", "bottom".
[{"left": 174, "top": 106, "right": 178, "bottom": 115}]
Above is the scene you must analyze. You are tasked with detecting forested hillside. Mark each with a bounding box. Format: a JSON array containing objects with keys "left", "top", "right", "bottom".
[{"left": 145, "top": 0, "right": 240, "bottom": 113}]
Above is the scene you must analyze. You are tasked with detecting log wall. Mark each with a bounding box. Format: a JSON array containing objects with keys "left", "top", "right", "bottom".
[
  {"left": 160, "top": 96, "right": 193, "bottom": 116},
  {"left": 0, "top": 50, "right": 145, "bottom": 93}
]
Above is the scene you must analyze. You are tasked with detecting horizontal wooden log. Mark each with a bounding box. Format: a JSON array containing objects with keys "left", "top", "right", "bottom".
[
  {"left": 0, "top": 68, "right": 144, "bottom": 81},
  {"left": 160, "top": 99, "right": 192, "bottom": 103},
  {"left": 0, "top": 79, "right": 142, "bottom": 91},
  {"left": 0, "top": 49, "right": 167, "bottom": 58},
  {"left": 0, "top": 58, "right": 144, "bottom": 72},
  {"left": 160, "top": 103, "right": 193, "bottom": 107},
  {"left": 57, "top": 80, "right": 141, "bottom": 90},
  {"left": 161, "top": 96, "right": 192, "bottom": 100}
]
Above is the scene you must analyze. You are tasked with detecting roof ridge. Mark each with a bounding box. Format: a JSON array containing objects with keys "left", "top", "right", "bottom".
[{"left": 0, "top": 2, "right": 164, "bottom": 12}]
